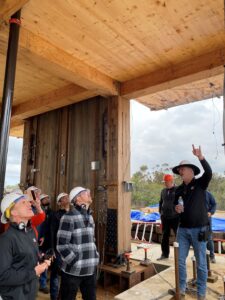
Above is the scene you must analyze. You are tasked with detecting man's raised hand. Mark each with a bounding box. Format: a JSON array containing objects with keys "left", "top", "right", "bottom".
[{"left": 192, "top": 144, "right": 204, "bottom": 160}]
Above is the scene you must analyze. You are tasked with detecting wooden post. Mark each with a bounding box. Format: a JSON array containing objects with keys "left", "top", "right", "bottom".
[{"left": 107, "top": 96, "right": 131, "bottom": 254}]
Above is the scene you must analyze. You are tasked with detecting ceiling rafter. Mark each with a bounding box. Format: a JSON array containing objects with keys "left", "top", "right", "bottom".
[
  {"left": 11, "top": 83, "right": 97, "bottom": 121},
  {"left": 121, "top": 48, "right": 225, "bottom": 99},
  {"left": 17, "top": 28, "right": 119, "bottom": 96},
  {"left": 0, "top": 0, "right": 29, "bottom": 21}
]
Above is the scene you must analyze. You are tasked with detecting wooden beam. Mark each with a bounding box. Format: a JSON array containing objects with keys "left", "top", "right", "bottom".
[
  {"left": 17, "top": 28, "right": 119, "bottom": 96},
  {"left": 10, "top": 124, "right": 24, "bottom": 137},
  {"left": 0, "top": 0, "right": 29, "bottom": 21},
  {"left": 121, "top": 48, "right": 225, "bottom": 99},
  {"left": 12, "top": 83, "right": 96, "bottom": 120},
  {"left": 10, "top": 119, "right": 24, "bottom": 137}
]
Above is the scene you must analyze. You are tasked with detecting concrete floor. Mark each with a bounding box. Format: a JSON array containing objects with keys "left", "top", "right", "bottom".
[
  {"left": 37, "top": 242, "right": 225, "bottom": 300},
  {"left": 116, "top": 242, "right": 225, "bottom": 300}
]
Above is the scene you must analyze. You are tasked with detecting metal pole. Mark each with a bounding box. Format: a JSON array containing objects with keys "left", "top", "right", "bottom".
[
  {"left": 174, "top": 242, "right": 180, "bottom": 300},
  {"left": 206, "top": 249, "right": 212, "bottom": 277},
  {"left": 223, "top": 66, "right": 225, "bottom": 153},
  {"left": 191, "top": 256, "right": 197, "bottom": 284},
  {"left": 0, "top": 10, "right": 21, "bottom": 200},
  {"left": 223, "top": 276, "right": 225, "bottom": 297}
]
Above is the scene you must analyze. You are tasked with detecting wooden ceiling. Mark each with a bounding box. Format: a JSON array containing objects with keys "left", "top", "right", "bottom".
[{"left": 0, "top": 0, "right": 224, "bottom": 136}]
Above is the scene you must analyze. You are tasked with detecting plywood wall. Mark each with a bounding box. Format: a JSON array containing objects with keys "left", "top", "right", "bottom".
[{"left": 20, "top": 95, "right": 131, "bottom": 256}]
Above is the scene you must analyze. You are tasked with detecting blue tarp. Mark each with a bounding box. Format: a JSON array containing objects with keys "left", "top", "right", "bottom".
[
  {"left": 131, "top": 210, "right": 160, "bottom": 222},
  {"left": 148, "top": 204, "right": 159, "bottom": 208},
  {"left": 131, "top": 210, "right": 225, "bottom": 231},
  {"left": 212, "top": 217, "right": 225, "bottom": 232}
]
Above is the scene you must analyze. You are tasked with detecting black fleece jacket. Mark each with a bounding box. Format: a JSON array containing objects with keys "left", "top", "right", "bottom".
[
  {"left": 175, "top": 159, "right": 212, "bottom": 228},
  {"left": 0, "top": 223, "right": 39, "bottom": 300}
]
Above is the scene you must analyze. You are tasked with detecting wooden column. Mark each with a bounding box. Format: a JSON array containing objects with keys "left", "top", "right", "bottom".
[{"left": 107, "top": 96, "right": 131, "bottom": 254}]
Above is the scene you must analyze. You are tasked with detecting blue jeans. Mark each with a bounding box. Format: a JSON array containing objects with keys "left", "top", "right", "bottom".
[
  {"left": 39, "top": 269, "right": 47, "bottom": 288},
  {"left": 177, "top": 227, "right": 207, "bottom": 297},
  {"left": 207, "top": 218, "right": 215, "bottom": 258},
  {"left": 207, "top": 232, "right": 215, "bottom": 258}
]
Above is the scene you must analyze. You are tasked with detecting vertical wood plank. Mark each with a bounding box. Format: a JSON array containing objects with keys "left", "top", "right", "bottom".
[{"left": 107, "top": 96, "right": 131, "bottom": 254}]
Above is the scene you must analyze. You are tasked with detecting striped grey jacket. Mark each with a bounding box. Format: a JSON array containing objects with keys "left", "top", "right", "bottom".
[{"left": 57, "top": 206, "right": 99, "bottom": 276}]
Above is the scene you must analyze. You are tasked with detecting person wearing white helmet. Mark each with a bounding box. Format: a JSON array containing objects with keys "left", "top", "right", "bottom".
[
  {"left": 57, "top": 187, "right": 99, "bottom": 300},
  {"left": 49, "top": 192, "right": 70, "bottom": 300},
  {"left": 24, "top": 186, "right": 46, "bottom": 239},
  {"left": 38, "top": 193, "right": 52, "bottom": 294},
  {"left": 0, "top": 192, "right": 51, "bottom": 300}
]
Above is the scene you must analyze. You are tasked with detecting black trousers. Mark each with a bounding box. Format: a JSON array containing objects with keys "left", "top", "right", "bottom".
[
  {"left": 60, "top": 271, "right": 96, "bottom": 300},
  {"left": 161, "top": 216, "right": 179, "bottom": 257}
]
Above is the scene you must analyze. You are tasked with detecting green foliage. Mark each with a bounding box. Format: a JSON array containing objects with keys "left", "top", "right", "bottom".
[
  {"left": 208, "top": 173, "right": 225, "bottom": 210},
  {"left": 131, "top": 165, "right": 225, "bottom": 210}
]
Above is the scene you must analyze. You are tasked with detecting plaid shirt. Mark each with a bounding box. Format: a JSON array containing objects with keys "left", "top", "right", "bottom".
[{"left": 57, "top": 206, "right": 99, "bottom": 276}]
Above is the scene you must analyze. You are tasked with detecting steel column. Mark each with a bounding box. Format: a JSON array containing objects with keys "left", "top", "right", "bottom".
[{"left": 0, "top": 10, "right": 21, "bottom": 200}]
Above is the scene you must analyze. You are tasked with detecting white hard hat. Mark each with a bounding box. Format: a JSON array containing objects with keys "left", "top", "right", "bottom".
[
  {"left": 1, "top": 193, "right": 26, "bottom": 224},
  {"left": 26, "top": 186, "right": 40, "bottom": 192},
  {"left": 57, "top": 192, "right": 68, "bottom": 203},
  {"left": 40, "top": 194, "right": 49, "bottom": 201},
  {"left": 69, "top": 187, "right": 86, "bottom": 203}
]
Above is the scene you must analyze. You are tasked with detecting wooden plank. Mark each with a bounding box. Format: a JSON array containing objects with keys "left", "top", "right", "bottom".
[
  {"left": 20, "top": 117, "right": 38, "bottom": 188},
  {"left": 0, "top": 0, "right": 29, "bottom": 21},
  {"left": 21, "top": 0, "right": 225, "bottom": 82},
  {"left": 107, "top": 96, "right": 131, "bottom": 254},
  {"left": 11, "top": 84, "right": 96, "bottom": 120},
  {"left": 33, "top": 111, "right": 59, "bottom": 202},
  {"left": 10, "top": 124, "right": 24, "bottom": 137},
  {"left": 66, "top": 97, "right": 101, "bottom": 191},
  {"left": 10, "top": 119, "right": 24, "bottom": 137},
  {"left": 137, "top": 74, "right": 223, "bottom": 111},
  {"left": 18, "top": 28, "right": 119, "bottom": 95},
  {"left": 121, "top": 48, "right": 225, "bottom": 99},
  {"left": 55, "top": 107, "right": 69, "bottom": 197}
]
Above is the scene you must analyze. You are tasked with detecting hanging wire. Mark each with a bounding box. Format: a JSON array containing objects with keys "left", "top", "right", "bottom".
[
  {"left": 223, "top": 66, "right": 225, "bottom": 154},
  {"left": 209, "top": 83, "right": 220, "bottom": 160}
]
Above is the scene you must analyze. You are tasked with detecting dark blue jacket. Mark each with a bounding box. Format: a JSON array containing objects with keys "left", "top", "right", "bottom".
[{"left": 206, "top": 191, "right": 216, "bottom": 215}]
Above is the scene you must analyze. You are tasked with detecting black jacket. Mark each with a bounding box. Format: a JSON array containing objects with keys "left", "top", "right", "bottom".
[
  {"left": 0, "top": 223, "right": 39, "bottom": 300},
  {"left": 159, "top": 186, "right": 178, "bottom": 219},
  {"left": 37, "top": 206, "right": 53, "bottom": 252},
  {"left": 175, "top": 159, "right": 212, "bottom": 228},
  {"left": 50, "top": 209, "right": 67, "bottom": 252}
]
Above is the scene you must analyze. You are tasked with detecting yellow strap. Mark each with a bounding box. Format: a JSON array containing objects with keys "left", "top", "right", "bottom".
[{"left": 5, "top": 203, "right": 15, "bottom": 219}]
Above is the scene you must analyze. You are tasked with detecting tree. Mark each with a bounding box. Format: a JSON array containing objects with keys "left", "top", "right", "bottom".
[
  {"left": 131, "top": 164, "right": 169, "bottom": 208},
  {"left": 131, "top": 165, "right": 225, "bottom": 210}
]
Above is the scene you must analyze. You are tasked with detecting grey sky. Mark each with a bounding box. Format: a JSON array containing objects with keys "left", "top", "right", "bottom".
[
  {"left": 5, "top": 97, "right": 225, "bottom": 186},
  {"left": 5, "top": 137, "right": 23, "bottom": 186},
  {"left": 131, "top": 97, "right": 224, "bottom": 176}
]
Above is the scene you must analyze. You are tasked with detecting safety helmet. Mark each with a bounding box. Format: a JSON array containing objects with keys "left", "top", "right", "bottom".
[
  {"left": 69, "top": 187, "right": 86, "bottom": 203},
  {"left": 40, "top": 194, "right": 49, "bottom": 201},
  {"left": 26, "top": 186, "right": 41, "bottom": 193},
  {"left": 57, "top": 192, "right": 68, "bottom": 203},
  {"left": 1, "top": 193, "right": 26, "bottom": 224}
]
